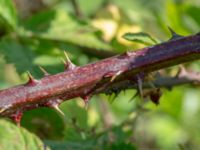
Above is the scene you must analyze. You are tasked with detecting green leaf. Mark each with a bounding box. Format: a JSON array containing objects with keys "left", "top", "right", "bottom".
[
  {"left": 122, "top": 32, "right": 158, "bottom": 45},
  {"left": 185, "top": 5, "right": 200, "bottom": 27},
  {"left": 0, "top": 0, "right": 17, "bottom": 30},
  {"left": 61, "top": 101, "right": 89, "bottom": 141},
  {"left": 77, "top": 0, "right": 104, "bottom": 16},
  {"left": 106, "top": 142, "right": 137, "bottom": 150},
  {"left": 0, "top": 119, "right": 51, "bottom": 150},
  {"left": 22, "top": 9, "right": 112, "bottom": 50},
  {"left": 0, "top": 37, "right": 40, "bottom": 77},
  {"left": 21, "top": 108, "right": 65, "bottom": 140},
  {"left": 44, "top": 140, "right": 95, "bottom": 150},
  {"left": 158, "top": 87, "right": 184, "bottom": 119}
]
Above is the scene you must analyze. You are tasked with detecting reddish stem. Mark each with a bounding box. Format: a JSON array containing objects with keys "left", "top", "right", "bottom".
[{"left": 0, "top": 33, "right": 200, "bottom": 121}]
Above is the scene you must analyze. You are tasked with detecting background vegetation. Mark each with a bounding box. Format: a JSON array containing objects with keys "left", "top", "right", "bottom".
[{"left": 0, "top": 0, "right": 200, "bottom": 149}]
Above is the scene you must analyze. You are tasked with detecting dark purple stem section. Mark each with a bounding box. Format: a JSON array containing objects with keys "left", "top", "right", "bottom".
[{"left": 0, "top": 34, "right": 200, "bottom": 118}]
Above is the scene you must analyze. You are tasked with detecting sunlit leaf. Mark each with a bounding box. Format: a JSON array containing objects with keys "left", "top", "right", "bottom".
[
  {"left": 0, "top": 0, "right": 17, "bottom": 30},
  {"left": 0, "top": 119, "right": 51, "bottom": 150},
  {"left": 22, "top": 9, "right": 112, "bottom": 51},
  {"left": 0, "top": 37, "right": 40, "bottom": 77},
  {"left": 45, "top": 140, "right": 95, "bottom": 150}
]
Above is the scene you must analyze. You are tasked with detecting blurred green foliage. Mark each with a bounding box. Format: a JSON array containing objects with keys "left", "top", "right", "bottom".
[{"left": 0, "top": 0, "right": 200, "bottom": 150}]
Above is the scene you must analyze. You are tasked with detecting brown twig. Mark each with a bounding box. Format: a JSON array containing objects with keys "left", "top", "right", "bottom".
[{"left": 0, "top": 33, "right": 200, "bottom": 124}]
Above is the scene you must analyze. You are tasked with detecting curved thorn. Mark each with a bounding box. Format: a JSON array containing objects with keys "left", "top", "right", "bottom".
[
  {"left": 62, "top": 51, "right": 76, "bottom": 71},
  {"left": 167, "top": 26, "right": 183, "bottom": 40},
  {"left": 39, "top": 66, "right": 49, "bottom": 76},
  {"left": 64, "top": 51, "right": 71, "bottom": 63},
  {"left": 27, "top": 71, "right": 34, "bottom": 81},
  {"left": 168, "top": 26, "right": 177, "bottom": 36},
  {"left": 53, "top": 105, "right": 65, "bottom": 116},
  {"left": 112, "top": 91, "right": 120, "bottom": 102},
  {"left": 61, "top": 58, "right": 67, "bottom": 65},
  {"left": 110, "top": 71, "right": 122, "bottom": 82},
  {"left": 27, "top": 71, "right": 38, "bottom": 85},
  {"left": 44, "top": 99, "right": 64, "bottom": 116},
  {"left": 129, "top": 91, "right": 139, "bottom": 102},
  {"left": 0, "top": 108, "right": 6, "bottom": 113}
]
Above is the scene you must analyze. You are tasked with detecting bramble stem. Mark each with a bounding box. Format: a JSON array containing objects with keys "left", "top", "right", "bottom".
[{"left": 0, "top": 33, "right": 200, "bottom": 121}]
